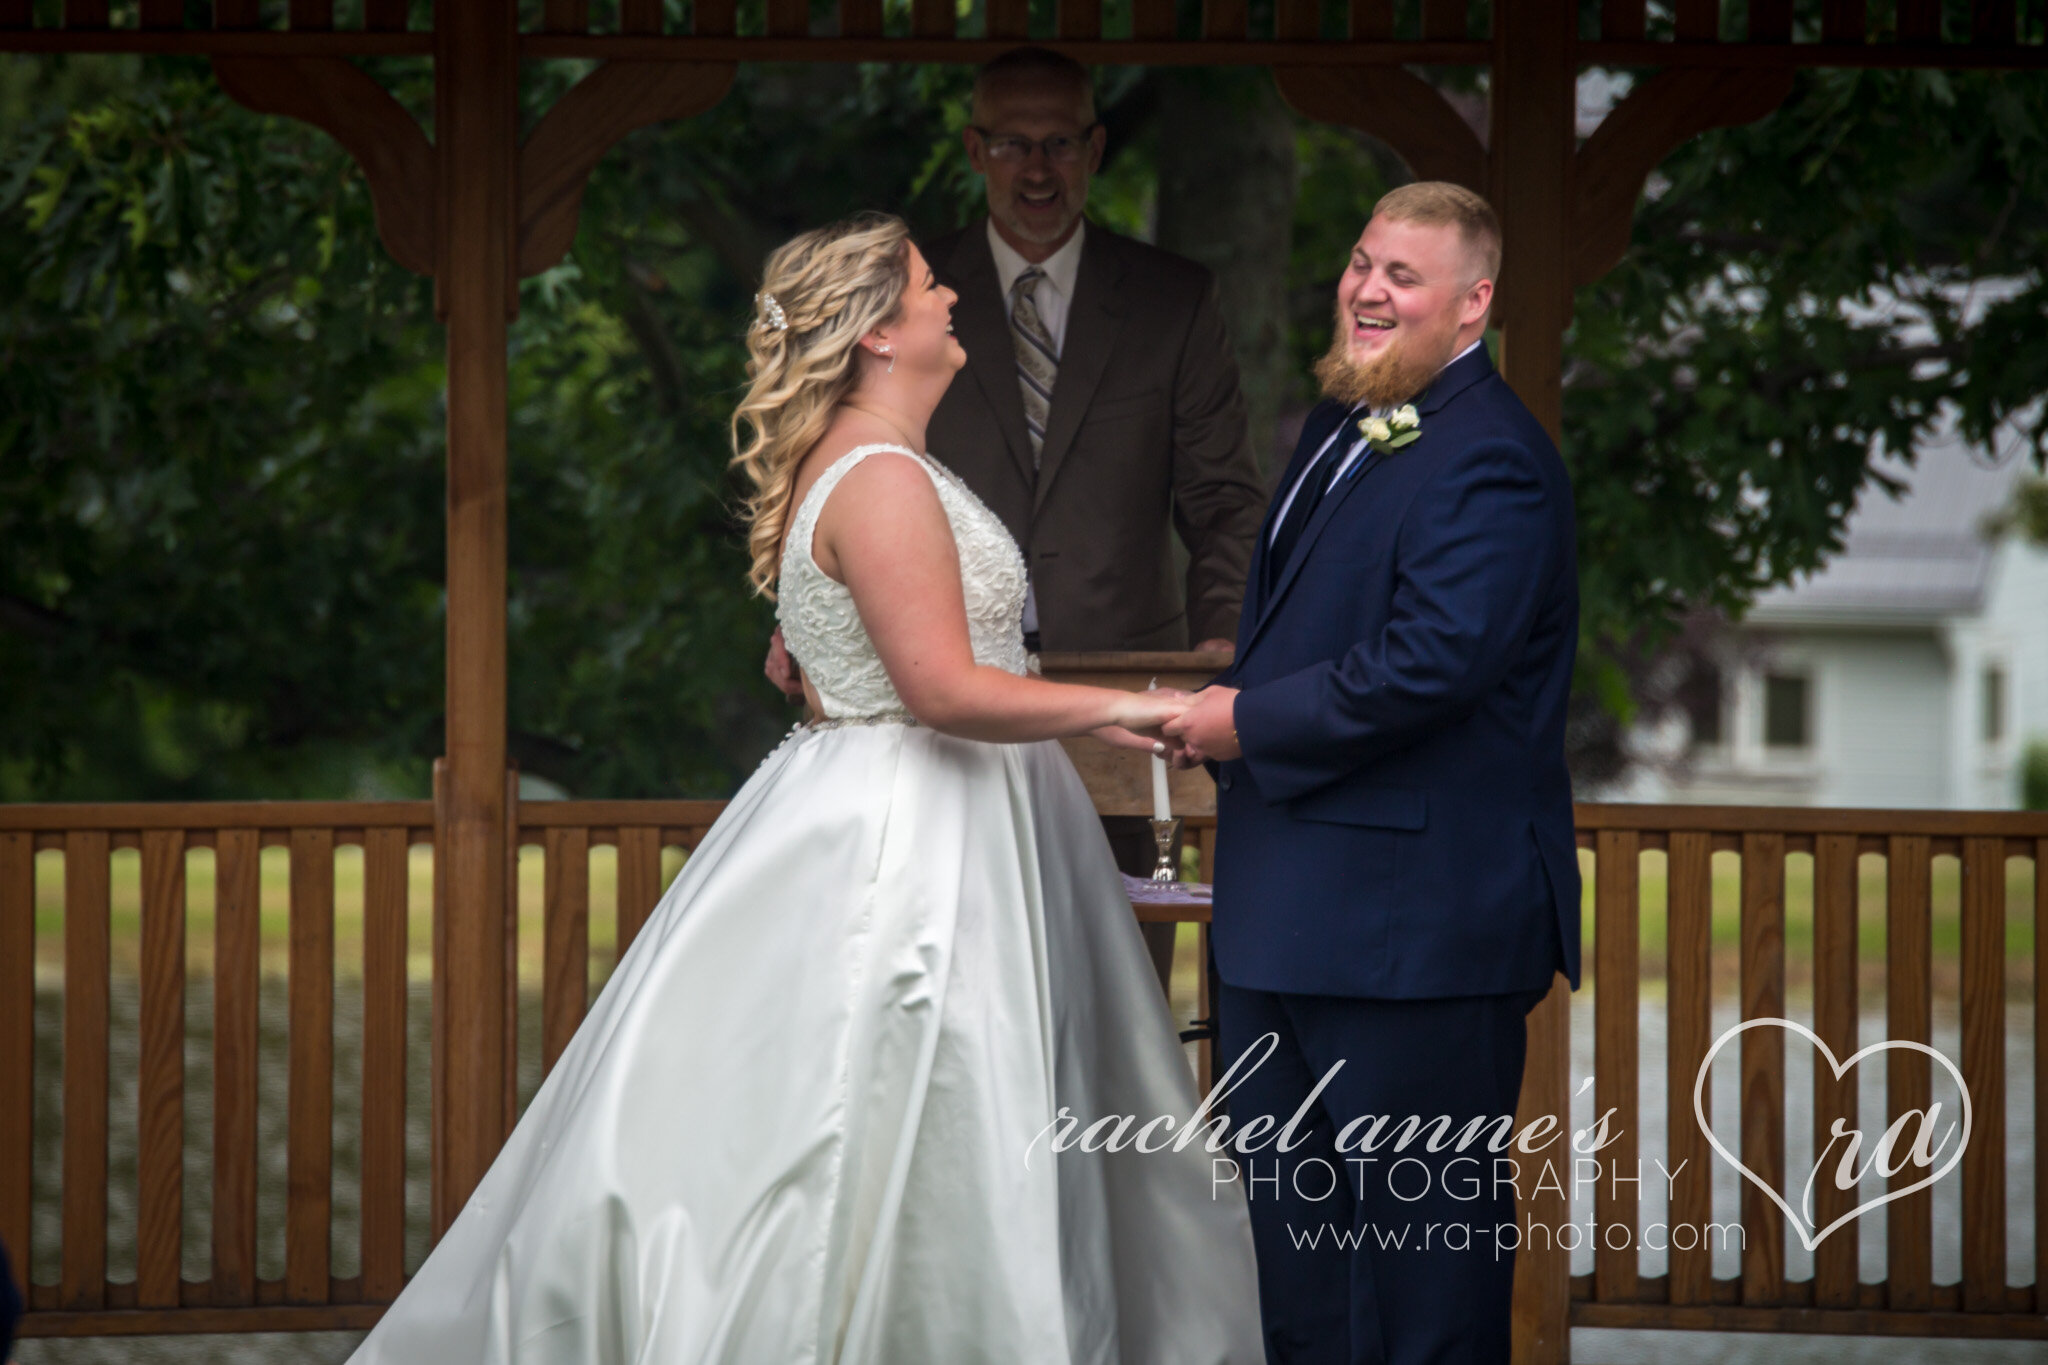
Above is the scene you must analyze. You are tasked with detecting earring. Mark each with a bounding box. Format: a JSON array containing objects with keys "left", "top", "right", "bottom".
[{"left": 877, "top": 343, "right": 894, "bottom": 375}]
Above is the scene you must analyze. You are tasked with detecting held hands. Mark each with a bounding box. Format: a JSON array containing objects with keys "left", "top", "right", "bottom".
[{"left": 1161, "top": 685, "right": 1241, "bottom": 767}]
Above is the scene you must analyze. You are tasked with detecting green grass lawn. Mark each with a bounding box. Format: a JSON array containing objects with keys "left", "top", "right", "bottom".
[{"left": 1574, "top": 847, "right": 2038, "bottom": 994}]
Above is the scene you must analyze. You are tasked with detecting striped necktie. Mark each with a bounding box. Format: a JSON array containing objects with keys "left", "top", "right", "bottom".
[{"left": 1009, "top": 266, "right": 1058, "bottom": 470}]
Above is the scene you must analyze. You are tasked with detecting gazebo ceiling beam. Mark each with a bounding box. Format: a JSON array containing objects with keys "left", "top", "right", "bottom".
[{"left": 6, "top": 32, "right": 2044, "bottom": 70}]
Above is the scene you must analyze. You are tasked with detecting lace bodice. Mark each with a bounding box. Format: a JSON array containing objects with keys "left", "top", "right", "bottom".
[{"left": 777, "top": 443, "right": 1031, "bottom": 720}]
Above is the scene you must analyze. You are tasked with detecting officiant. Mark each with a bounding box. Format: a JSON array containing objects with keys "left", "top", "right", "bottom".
[{"left": 769, "top": 47, "right": 1265, "bottom": 975}]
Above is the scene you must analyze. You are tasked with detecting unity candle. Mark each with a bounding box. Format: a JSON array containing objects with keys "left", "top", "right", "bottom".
[{"left": 1147, "top": 678, "right": 1173, "bottom": 822}]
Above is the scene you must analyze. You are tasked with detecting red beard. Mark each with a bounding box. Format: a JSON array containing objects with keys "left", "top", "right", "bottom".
[{"left": 1312, "top": 307, "right": 1454, "bottom": 411}]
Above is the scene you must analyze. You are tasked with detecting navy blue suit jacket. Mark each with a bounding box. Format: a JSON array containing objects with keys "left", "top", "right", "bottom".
[{"left": 1210, "top": 343, "right": 1582, "bottom": 999}]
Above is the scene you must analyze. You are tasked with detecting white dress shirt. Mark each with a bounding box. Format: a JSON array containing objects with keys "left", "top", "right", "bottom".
[
  {"left": 1266, "top": 337, "right": 1485, "bottom": 546},
  {"left": 988, "top": 220, "right": 1087, "bottom": 639},
  {"left": 987, "top": 218, "right": 1086, "bottom": 355}
]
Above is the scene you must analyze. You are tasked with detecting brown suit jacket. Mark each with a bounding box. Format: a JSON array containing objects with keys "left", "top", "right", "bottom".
[{"left": 923, "top": 220, "right": 1265, "bottom": 651}]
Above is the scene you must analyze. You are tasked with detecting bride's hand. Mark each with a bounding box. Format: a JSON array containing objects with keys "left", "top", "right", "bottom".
[
  {"left": 1109, "top": 687, "right": 1194, "bottom": 737},
  {"left": 1089, "top": 723, "right": 1177, "bottom": 754}
]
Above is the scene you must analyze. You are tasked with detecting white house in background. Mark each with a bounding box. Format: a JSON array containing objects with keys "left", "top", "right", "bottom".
[{"left": 1624, "top": 430, "right": 2048, "bottom": 809}]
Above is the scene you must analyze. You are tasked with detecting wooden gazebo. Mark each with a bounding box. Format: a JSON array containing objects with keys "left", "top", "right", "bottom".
[{"left": 4, "top": 1, "right": 2046, "bottom": 1359}]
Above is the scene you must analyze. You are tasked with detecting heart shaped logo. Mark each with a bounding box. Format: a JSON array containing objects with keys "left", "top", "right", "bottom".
[{"left": 1692, "top": 1018, "right": 1971, "bottom": 1253}]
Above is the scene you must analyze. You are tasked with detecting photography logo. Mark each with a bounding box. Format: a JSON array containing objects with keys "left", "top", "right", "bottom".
[{"left": 1693, "top": 1018, "right": 1971, "bottom": 1252}]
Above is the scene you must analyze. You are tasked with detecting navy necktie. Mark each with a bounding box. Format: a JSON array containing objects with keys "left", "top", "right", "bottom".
[{"left": 1268, "top": 418, "right": 1358, "bottom": 586}]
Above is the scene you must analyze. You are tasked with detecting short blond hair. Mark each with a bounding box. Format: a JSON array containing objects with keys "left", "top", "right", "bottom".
[{"left": 1371, "top": 181, "right": 1501, "bottom": 284}]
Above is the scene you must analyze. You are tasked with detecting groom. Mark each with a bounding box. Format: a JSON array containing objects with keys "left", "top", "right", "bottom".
[{"left": 1165, "top": 183, "right": 1582, "bottom": 1363}]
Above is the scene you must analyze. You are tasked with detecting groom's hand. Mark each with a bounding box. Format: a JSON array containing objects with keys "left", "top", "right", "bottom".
[
  {"left": 763, "top": 627, "right": 806, "bottom": 702},
  {"left": 1162, "top": 686, "right": 1240, "bottom": 766}
]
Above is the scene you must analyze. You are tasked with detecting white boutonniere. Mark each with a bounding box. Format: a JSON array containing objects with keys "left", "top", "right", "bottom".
[{"left": 1357, "top": 404, "right": 1422, "bottom": 456}]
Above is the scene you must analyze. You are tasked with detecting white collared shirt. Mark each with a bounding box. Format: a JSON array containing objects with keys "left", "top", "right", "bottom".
[
  {"left": 987, "top": 218, "right": 1086, "bottom": 355},
  {"left": 1266, "top": 337, "right": 1485, "bottom": 546}
]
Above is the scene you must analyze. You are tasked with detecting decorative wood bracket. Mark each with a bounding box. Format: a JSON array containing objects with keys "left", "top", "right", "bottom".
[
  {"left": 1572, "top": 67, "right": 1795, "bottom": 287},
  {"left": 517, "top": 61, "right": 737, "bottom": 280},
  {"left": 1272, "top": 64, "right": 1487, "bottom": 196},
  {"left": 212, "top": 56, "right": 437, "bottom": 278}
]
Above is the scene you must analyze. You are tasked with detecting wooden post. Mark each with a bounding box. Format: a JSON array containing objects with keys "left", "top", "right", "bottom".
[
  {"left": 431, "top": 0, "right": 516, "bottom": 1238},
  {"left": 1491, "top": 1, "right": 1575, "bottom": 1360}
]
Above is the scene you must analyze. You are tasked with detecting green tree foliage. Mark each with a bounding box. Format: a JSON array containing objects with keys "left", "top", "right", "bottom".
[
  {"left": 3, "top": 57, "right": 2044, "bottom": 800},
  {"left": 1559, "top": 68, "right": 2048, "bottom": 778}
]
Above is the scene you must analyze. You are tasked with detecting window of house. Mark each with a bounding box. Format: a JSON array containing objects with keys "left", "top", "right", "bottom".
[
  {"left": 1984, "top": 665, "right": 2007, "bottom": 745},
  {"left": 1763, "top": 672, "right": 1810, "bottom": 749},
  {"left": 1680, "top": 659, "right": 1723, "bottom": 747}
]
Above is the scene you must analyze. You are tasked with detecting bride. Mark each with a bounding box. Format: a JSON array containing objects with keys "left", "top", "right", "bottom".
[{"left": 346, "top": 212, "right": 1264, "bottom": 1364}]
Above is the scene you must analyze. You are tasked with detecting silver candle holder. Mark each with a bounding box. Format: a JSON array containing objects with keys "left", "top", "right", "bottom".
[{"left": 1149, "top": 817, "right": 1182, "bottom": 883}]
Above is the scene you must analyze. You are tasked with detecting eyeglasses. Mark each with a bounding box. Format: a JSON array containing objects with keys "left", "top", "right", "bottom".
[{"left": 969, "top": 125, "right": 1100, "bottom": 165}]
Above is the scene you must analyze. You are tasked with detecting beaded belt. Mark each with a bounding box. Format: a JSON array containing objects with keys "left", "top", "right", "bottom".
[{"left": 805, "top": 712, "right": 919, "bottom": 731}]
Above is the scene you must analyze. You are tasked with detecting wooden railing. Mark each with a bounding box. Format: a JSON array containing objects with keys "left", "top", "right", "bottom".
[
  {"left": 1568, "top": 804, "right": 2048, "bottom": 1341},
  {"left": 4, "top": 797, "right": 2043, "bottom": 1342},
  {"left": 2, "top": 0, "right": 2043, "bottom": 65}
]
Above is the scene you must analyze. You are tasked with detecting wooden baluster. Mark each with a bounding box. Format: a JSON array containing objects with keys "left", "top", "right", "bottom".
[
  {"left": 1665, "top": 831, "right": 1713, "bottom": 1305},
  {"left": 1897, "top": 0, "right": 1941, "bottom": 41},
  {"left": 215, "top": 0, "right": 260, "bottom": 28},
  {"left": 1131, "top": 0, "right": 1173, "bottom": 39},
  {"left": 1885, "top": 834, "right": 1932, "bottom": 1310},
  {"left": 1350, "top": 0, "right": 1391, "bottom": 39},
  {"left": 1821, "top": 0, "right": 1865, "bottom": 42},
  {"left": 1600, "top": 0, "right": 1644, "bottom": 40},
  {"left": 840, "top": 0, "right": 883, "bottom": 38},
  {"left": 1747, "top": 0, "right": 1791, "bottom": 40},
  {"left": 1420, "top": 0, "right": 1465, "bottom": 40},
  {"left": 1811, "top": 833, "right": 1860, "bottom": 1308},
  {"left": 139, "top": 0, "right": 184, "bottom": 28},
  {"left": 289, "top": 0, "right": 335, "bottom": 28},
  {"left": 213, "top": 828, "right": 261, "bottom": 1305},
  {"left": 1593, "top": 830, "right": 1640, "bottom": 1304},
  {"left": 2035, "top": 836, "right": 2046, "bottom": 1316},
  {"left": 286, "top": 828, "right": 335, "bottom": 1303},
  {"left": 365, "top": 0, "right": 411, "bottom": 31},
  {"left": 63, "top": 0, "right": 110, "bottom": 27},
  {"left": 616, "top": 827, "right": 662, "bottom": 958},
  {"left": 504, "top": 772, "right": 520, "bottom": 1139},
  {"left": 1973, "top": 0, "right": 2015, "bottom": 44},
  {"left": 61, "top": 830, "right": 110, "bottom": 1310},
  {"left": 361, "top": 827, "right": 410, "bottom": 1302},
  {"left": 542, "top": 0, "right": 591, "bottom": 31},
  {"left": 1196, "top": 823, "right": 1218, "bottom": 884},
  {"left": 1738, "top": 831, "right": 1785, "bottom": 1306},
  {"left": 1203, "top": 0, "right": 1246, "bottom": 38},
  {"left": 768, "top": 0, "right": 809, "bottom": 37},
  {"left": 1960, "top": 835, "right": 2006, "bottom": 1311},
  {"left": 0, "top": 831, "right": 32, "bottom": 1294},
  {"left": 543, "top": 827, "right": 591, "bottom": 1074},
  {"left": 0, "top": 1, "right": 28, "bottom": 30},
  {"left": 621, "top": 0, "right": 663, "bottom": 32},
  {"left": 1674, "top": 0, "right": 1716, "bottom": 40},
  {"left": 696, "top": 0, "right": 736, "bottom": 37},
  {"left": 137, "top": 830, "right": 187, "bottom": 1308},
  {"left": 912, "top": 0, "right": 953, "bottom": 38},
  {"left": 1057, "top": 0, "right": 1100, "bottom": 40},
  {"left": 1275, "top": 0, "right": 1318, "bottom": 39}
]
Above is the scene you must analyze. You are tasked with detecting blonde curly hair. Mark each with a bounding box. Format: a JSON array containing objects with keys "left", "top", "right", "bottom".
[{"left": 730, "top": 212, "right": 914, "bottom": 598}]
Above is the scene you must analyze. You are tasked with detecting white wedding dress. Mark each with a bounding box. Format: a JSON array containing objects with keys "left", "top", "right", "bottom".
[{"left": 347, "top": 443, "right": 1264, "bottom": 1364}]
